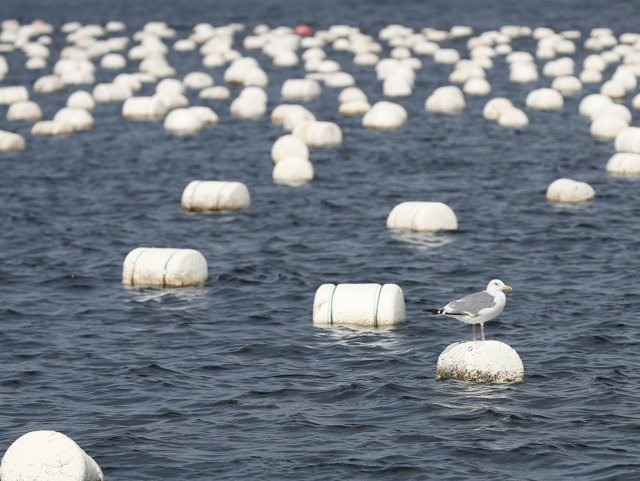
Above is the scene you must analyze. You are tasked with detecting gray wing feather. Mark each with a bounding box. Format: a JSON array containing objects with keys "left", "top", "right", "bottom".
[{"left": 445, "top": 291, "right": 496, "bottom": 316}]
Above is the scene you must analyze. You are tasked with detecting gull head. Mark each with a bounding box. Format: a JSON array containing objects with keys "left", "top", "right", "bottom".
[{"left": 487, "top": 279, "right": 512, "bottom": 293}]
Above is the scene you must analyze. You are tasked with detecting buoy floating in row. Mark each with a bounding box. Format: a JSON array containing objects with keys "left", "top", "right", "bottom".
[
  {"left": 386, "top": 201, "right": 458, "bottom": 232},
  {"left": 181, "top": 180, "right": 250, "bottom": 211},
  {"left": 312, "top": 283, "right": 405, "bottom": 327},
  {"left": 607, "top": 127, "right": 640, "bottom": 175},
  {"left": 0, "top": 430, "right": 104, "bottom": 481},
  {"left": 122, "top": 247, "right": 208, "bottom": 288}
]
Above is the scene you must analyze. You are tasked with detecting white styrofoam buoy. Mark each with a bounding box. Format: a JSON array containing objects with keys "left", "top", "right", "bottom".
[
  {"left": 7, "top": 100, "right": 42, "bottom": 122},
  {"left": 578, "top": 93, "right": 613, "bottom": 118},
  {"left": 497, "top": 107, "right": 529, "bottom": 128},
  {"left": 312, "top": 283, "right": 405, "bottom": 328},
  {"left": 386, "top": 201, "right": 458, "bottom": 232},
  {"left": 606, "top": 153, "right": 640, "bottom": 175},
  {"left": 164, "top": 108, "right": 203, "bottom": 133},
  {"left": 339, "top": 86, "right": 367, "bottom": 103},
  {"left": 271, "top": 134, "right": 309, "bottom": 164},
  {"left": 52, "top": 107, "right": 94, "bottom": 132},
  {"left": 67, "top": 90, "right": 95, "bottom": 110},
  {"left": 525, "top": 88, "right": 564, "bottom": 110},
  {"left": 100, "top": 53, "right": 126, "bottom": 69},
  {"left": 551, "top": 75, "right": 582, "bottom": 95},
  {"left": 633, "top": 93, "right": 640, "bottom": 110},
  {"left": 199, "top": 86, "right": 230, "bottom": 100},
  {"left": 483, "top": 97, "right": 513, "bottom": 120},
  {"left": 615, "top": 127, "right": 640, "bottom": 154},
  {"left": 435, "top": 340, "right": 524, "bottom": 383},
  {"left": 0, "top": 430, "right": 103, "bottom": 481},
  {"left": 122, "top": 247, "right": 208, "bottom": 287},
  {"left": 362, "top": 101, "right": 407, "bottom": 130},
  {"left": 183, "top": 71, "right": 214, "bottom": 90},
  {"left": 272, "top": 156, "right": 314, "bottom": 185},
  {"left": 281, "top": 78, "right": 322, "bottom": 101},
  {"left": 546, "top": 178, "right": 595, "bottom": 203},
  {"left": 123, "top": 96, "right": 168, "bottom": 121},
  {"left": 293, "top": 121, "right": 342, "bottom": 147},
  {"left": 180, "top": 180, "right": 250, "bottom": 211},
  {"left": 339, "top": 99, "right": 371, "bottom": 116},
  {"left": 590, "top": 115, "right": 629, "bottom": 140},
  {"left": 425, "top": 86, "right": 465, "bottom": 114},
  {"left": 462, "top": 77, "right": 491, "bottom": 96},
  {"left": 0, "top": 130, "right": 26, "bottom": 151},
  {"left": 31, "top": 120, "right": 74, "bottom": 136},
  {"left": 34, "top": 74, "right": 64, "bottom": 93},
  {"left": 0, "top": 86, "right": 29, "bottom": 104},
  {"left": 189, "top": 106, "right": 218, "bottom": 125}
]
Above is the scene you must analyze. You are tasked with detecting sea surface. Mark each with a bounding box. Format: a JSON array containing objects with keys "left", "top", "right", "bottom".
[{"left": 1, "top": 0, "right": 640, "bottom": 479}]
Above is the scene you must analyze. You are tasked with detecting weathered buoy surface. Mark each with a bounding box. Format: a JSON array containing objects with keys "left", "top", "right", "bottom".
[
  {"left": 122, "top": 247, "right": 208, "bottom": 287},
  {"left": 546, "top": 178, "right": 595, "bottom": 203},
  {"left": 0, "top": 430, "right": 104, "bottom": 481},
  {"left": 435, "top": 340, "right": 524, "bottom": 383},
  {"left": 313, "top": 283, "right": 405, "bottom": 328},
  {"left": 615, "top": 127, "right": 640, "bottom": 154},
  {"left": 606, "top": 153, "right": 640, "bottom": 175},
  {"left": 386, "top": 201, "right": 458, "bottom": 232},
  {"left": 181, "top": 180, "right": 250, "bottom": 211}
]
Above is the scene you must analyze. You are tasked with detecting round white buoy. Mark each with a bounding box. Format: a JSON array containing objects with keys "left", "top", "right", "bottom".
[
  {"left": 183, "top": 71, "right": 214, "bottom": 90},
  {"left": 31, "top": 120, "right": 74, "bottom": 136},
  {"left": 435, "top": 340, "right": 524, "bottom": 383},
  {"left": 293, "top": 121, "right": 342, "bottom": 147},
  {"left": 0, "top": 86, "right": 29, "bottom": 104},
  {"left": 0, "top": 430, "right": 104, "bottom": 481},
  {"left": 164, "top": 108, "right": 203, "bottom": 133},
  {"left": 0, "top": 130, "right": 26, "bottom": 151},
  {"left": 386, "top": 201, "right": 458, "bottom": 232},
  {"left": 483, "top": 97, "right": 513, "bottom": 121},
  {"left": 272, "top": 156, "right": 314, "bottom": 184},
  {"left": 7, "top": 100, "right": 42, "bottom": 122},
  {"left": 546, "top": 178, "right": 595, "bottom": 203},
  {"left": 615, "top": 127, "right": 640, "bottom": 154},
  {"left": 199, "top": 86, "right": 230, "bottom": 100},
  {"left": 271, "top": 134, "right": 309, "bottom": 164},
  {"left": 633, "top": 93, "right": 640, "bottom": 110},
  {"left": 497, "top": 107, "right": 529, "bottom": 128},
  {"left": 312, "top": 283, "right": 405, "bottom": 328},
  {"left": 578, "top": 93, "right": 613, "bottom": 118},
  {"left": 606, "top": 153, "right": 640, "bottom": 175},
  {"left": 425, "top": 86, "right": 465, "bottom": 114},
  {"left": 362, "top": 101, "right": 407, "bottom": 130},
  {"left": 123, "top": 97, "right": 168, "bottom": 121},
  {"left": 100, "top": 53, "right": 126, "bottom": 69},
  {"left": 551, "top": 75, "right": 582, "bottom": 95},
  {"left": 525, "top": 88, "right": 564, "bottom": 110},
  {"left": 281, "top": 78, "right": 322, "bottom": 101},
  {"left": 122, "top": 247, "right": 208, "bottom": 287},
  {"left": 339, "top": 99, "right": 371, "bottom": 116},
  {"left": 590, "top": 115, "right": 629, "bottom": 140},
  {"left": 52, "top": 108, "right": 94, "bottom": 132},
  {"left": 92, "top": 83, "right": 132, "bottom": 103},
  {"left": 462, "top": 77, "right": 491, "bottom": 96},
  {"left": 180, "top": 180, "right": 250, "bottom": 211},
  {"left": 67, "top": 90, "right": 95, "bottom": 110}
]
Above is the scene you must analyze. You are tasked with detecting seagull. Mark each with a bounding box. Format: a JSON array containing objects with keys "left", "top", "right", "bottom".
[{"left": 424, "top": 279, "right": 512, "bottom": 341}]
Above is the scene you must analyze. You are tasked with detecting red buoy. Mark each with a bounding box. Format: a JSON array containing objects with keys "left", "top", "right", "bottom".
[{"left": 295, "top": 23, "right": 313, "bottom": 37}]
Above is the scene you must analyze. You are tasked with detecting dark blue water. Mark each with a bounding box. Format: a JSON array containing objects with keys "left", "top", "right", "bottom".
[{"left": 1, "top": 0, "right": 640, "bottom": 479}]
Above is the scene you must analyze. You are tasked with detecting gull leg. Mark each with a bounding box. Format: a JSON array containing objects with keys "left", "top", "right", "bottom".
[
  {"left": 472, "top": 324, "right": 476, "bottom": 341},
  {"left": 480, "top": 323, "right": 485, "bottom": 341}
]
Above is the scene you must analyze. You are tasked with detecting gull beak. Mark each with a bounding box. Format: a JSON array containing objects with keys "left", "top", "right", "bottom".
[{"left": 503, "top": 285, "right": 513, "bottom": 291}]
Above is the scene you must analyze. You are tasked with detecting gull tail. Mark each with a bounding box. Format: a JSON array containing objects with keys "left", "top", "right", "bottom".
[{"left": 424, "top": 308, "right": 444, "bottom": 315}]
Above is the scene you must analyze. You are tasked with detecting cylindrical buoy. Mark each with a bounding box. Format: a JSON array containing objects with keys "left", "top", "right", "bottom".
[
  {"left": 497, "top": 107, "right": 528, "bottom": 128},
  {"left": 425, "top": 85, "right": 466, "bottom": 114},
  {"left": 435, "top": 340, "right": 524, "bottom": 383},
  {"left": 122, "top": 247, "right": 208, "bottom": 287},
  {"left": 273, "top": 156, "right": 314, "bottom": 185},
  {"left": 180, "top": 180, "right": 250, "bottom": 211},
  {"left": 123, "top": 97, "right": 168, "bottom": 121},
  {"left": 615, "top": 127, "right": 640, "bottom": 154},
  {"left": 0, "top": 86, "right": 29, "bottom": 105},
  {"left": 6, "top": 100, "right": 42, "bottom": 121},
  {"left": 606, "top": 153, "right": 640, "bottom": 175},
  {"left": 362, "top": 101, "right": 407, "bottom": 130},
  {"left": 525, "top": 88, "right": 564, "bottom": 110},
  {"left": 0, "top": 130, "right": 26, "bottom": 151},
  {"left": 0, "top": 430, "right": 104, "bottom": 481},
  {"left": 312, "top": 283, "right": 405, "bottom": 327},
  {"left": 271, "top": 134, "right": 309, "bottom": 164},
  {"left": 386, "top": 201, "right": 458, "bottom": 232},
  {"left": 31, "top": 120, "right": 74, "bottom": 136},
  {"left": 293, "top": 121, "right": 342, "bottom": 147},
  {"left": 546, "top": 178, "right": 595, "bottom": 203},
  {"left": 164, "top": 108, "right": 203, "bottom": 133}
]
